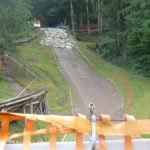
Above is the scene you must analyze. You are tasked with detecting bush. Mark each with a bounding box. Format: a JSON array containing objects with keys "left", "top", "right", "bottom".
[
  {"left": 127, "top": 20, "right": 150, "bottom": 77},
  {"left": 101, "top": 41, "right": 120, "bottom": 60},
  {"left": 100, "top": 40, "right": 134, "bottom": 69},
  {"left": 134, "top": 54, "right": 150, "bottom": 77}
]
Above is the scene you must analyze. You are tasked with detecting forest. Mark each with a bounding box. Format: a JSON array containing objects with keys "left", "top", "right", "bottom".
[{"left": 0, "top": 0, "right": 150, "bottom": 77}]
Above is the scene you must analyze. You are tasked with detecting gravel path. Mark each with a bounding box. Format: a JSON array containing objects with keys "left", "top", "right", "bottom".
[{"left": 41, "top": 28, "right": 122, "bottom": 118}]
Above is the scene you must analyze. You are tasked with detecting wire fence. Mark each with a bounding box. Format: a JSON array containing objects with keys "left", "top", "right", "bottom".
[{"left": 3, "top": 55, "right": 36, "bottom": 86}]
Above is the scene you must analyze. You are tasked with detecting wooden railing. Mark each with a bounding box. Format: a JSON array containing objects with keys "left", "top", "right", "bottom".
[{"left": 76, "top": 23, "right": 100, "bottom": 33}]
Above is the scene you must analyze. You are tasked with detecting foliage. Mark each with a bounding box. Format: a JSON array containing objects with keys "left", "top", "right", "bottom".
[
  {"left": 29, "top": 0, "right": 71, "bottom": 26},
  {"left": 0, "top": 0, "right": 31, "bottom": 52},
  {"left": 101, "top": 41, "right": 119, "bottom": 60},
  {"left": 127, "top": 20, "right": 150, "bottom": 77},
  {"left": 97, "top": 0, "right": 150, "bottom": 77},
  {"left": 29, "top": 0, "right": 102, "bottom": 27},
  {"left": 0, "top": 0, "right": 149, "bottom": 76}
]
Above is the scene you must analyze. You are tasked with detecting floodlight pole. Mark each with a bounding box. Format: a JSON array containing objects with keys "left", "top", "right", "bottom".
[
  {"left": 70, "top": 0, "right": 75, "bottom": 37},
  {"left": 98, "top": 0, "right": 101, "bottom": 32},
  {"left": 86, "top": 0, "right": 90, "bottom": 35}
]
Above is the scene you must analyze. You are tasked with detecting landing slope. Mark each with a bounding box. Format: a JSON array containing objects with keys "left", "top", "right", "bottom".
[{"left": 41, "top": 28, "right": 122, "bottom": 118}]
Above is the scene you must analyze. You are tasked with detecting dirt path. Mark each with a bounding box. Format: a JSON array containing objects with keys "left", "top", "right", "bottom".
[
  {"left": 41, "top": 28, "right": 122, "bottom": 118},
  {"left": 113, "top": 72, "right": 133, "bottom": 114}
]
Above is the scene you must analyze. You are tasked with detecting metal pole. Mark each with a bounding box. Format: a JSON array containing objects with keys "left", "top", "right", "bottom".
[
  {"left": 91, "top": 115, "right": 96, "bottom": 150},
  {"left": 88, "top": 103, "right": 96, "bottom": 150},
  {"left": 100, "top": 0, "right": 103, "bottom": 33},
  {"left": 86, "top": 0, "right": 90, "bottom": 35},
  {"left": 70, "top": 0, "right": 75, "bottom": 37},
  {"left": 98, "top": 0, "right": 101, "bottom": 32}
]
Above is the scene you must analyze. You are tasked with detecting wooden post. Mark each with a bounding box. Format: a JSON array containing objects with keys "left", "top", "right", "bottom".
[
  {"left": 45, "top": 94, "right": 49, "bottom": 114},
  {"left": 0, "top": 59, "right": 2, "bottom": 70},
  {"left": 30, "top": 103, "right": 33, "bottom": 114},
  {"left": 0, "top": 59, "right": 5, "bottom": 70},
  {"left": 23, "top": 106, "right": 26, "bottom": 113},
  {"left": 40, "top": 102, "right": 43, "bottom": 114}
]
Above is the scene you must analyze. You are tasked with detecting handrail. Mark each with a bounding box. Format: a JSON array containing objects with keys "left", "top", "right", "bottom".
[{"left": 0, "top": 112, "right": 150, "bottom": 150}]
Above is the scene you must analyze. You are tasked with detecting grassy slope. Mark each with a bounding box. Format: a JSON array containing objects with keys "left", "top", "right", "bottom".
[
  {"left": 77, "top": 41, "right": 150, "bottom": 119},
  {"left": 12, "top": 33, "right": 76, "bottom": 115},
  {"left": 0, "top": 81, "right": 16, "bottom": 101},
  {"left": 0, "top": 32, "right": 76, "bottom": 142}
]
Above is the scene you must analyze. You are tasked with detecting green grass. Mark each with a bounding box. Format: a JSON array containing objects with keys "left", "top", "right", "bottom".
[
  {"left": 76, "top": 34, "right": 112, "bottom": 43},
  {"left": 0, "top": 81, "right": 16, "bottom": 101},
  {"left": 12, "top": 33, "right": 76, "bottom": 115},
  {"left": 77, "top": 41, "right": 150, "bottom": 119}
]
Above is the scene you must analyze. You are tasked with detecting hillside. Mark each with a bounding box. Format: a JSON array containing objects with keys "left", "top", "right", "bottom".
[
  {"left": 77, "top": 40, "right": 150, "bottom": 119},
  {"left": 0, "top": 31, "right": 149, "bottom": 119},
  {"left": 1, "top": 33, "right": 76, "bottom": 115}
]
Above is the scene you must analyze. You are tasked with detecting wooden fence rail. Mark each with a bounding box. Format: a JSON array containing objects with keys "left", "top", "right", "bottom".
[{"left": 0, "top": 112, "right": 149, "bottom": 150}]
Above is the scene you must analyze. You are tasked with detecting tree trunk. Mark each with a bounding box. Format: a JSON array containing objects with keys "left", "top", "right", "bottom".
[
  {"left": 80, "top": 15, "right": 83, "bottom": 29},
  {"left": 97, "top": 0, "right": 101, "bottom": 32}
]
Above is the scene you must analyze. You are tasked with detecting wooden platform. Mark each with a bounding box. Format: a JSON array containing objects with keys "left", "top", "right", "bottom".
[{"left": 0, "top": 88, "right": 48, "bottom": 114}]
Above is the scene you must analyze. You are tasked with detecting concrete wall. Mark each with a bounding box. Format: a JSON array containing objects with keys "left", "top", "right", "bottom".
[{"left": 5, "top": 139, "right": 150, "bottom": 150}]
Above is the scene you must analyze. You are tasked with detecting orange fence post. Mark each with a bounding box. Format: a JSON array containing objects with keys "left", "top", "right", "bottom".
[
  {"left": 23, "top": 119, "right": 35, "bottom": 150},
  {"left": 76, "top": 131, "right": 83, "bottom": 150},
  {"left": 0, "top": 119, "right": 9, "bottom": 150},
  {"left": 99, "top": 135, "right": 106, "bottom": 150},
  {"left": 98, "top": 115, "right": 111, "bottom": 150},
  {"left": 124, "top": 115, "right": 135, "bottom": 150},
  {"left": 0, "top": 112, "right": 149, "bottom": 150},
  {"left": 49, "top": 124, "right": 57, "bottom": 150}
]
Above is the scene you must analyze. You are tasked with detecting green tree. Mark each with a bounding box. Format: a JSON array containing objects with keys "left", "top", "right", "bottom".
[
  {"left": 128, "top": 20, "right": 150, "bottom": 77},
  {"left": 28, "top": 0, "right": 150, "bottom": 77},
  {"left": 29, "top": 0, "right": 71, "bottom": 26},
  {"left": 0, "top": 0, "right": 31, "bottom": 52},
  {"left": 124, "top": 0, "right": 150, "bottom": 76}
]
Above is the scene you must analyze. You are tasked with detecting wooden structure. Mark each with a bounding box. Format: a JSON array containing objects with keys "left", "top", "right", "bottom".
[
  {"left": 76, "top": 23, "right": 100, "bottom": 33},
  {"left": 0, "top": 112, "right": 149, "bottom": 150},
  {"left": 0, "top": 54, "right": 6, "bottom": 70},
  {"left": 0, "top": 88, "right": 48, "bottom": 114}
]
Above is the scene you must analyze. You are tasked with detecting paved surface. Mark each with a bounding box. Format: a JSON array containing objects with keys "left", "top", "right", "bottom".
[{"left": 41, "top": 28, "right": 122, "bottom": 118}]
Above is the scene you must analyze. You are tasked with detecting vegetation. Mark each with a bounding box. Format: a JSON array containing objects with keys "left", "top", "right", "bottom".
[
  {"left": 0, "top": 0, "right": 32, "bottom": 52},
  {"left": 30, "top": 0, "right": 150, "bottom": 77},
  {"left": 0, "top": 81, "right": 16, "bottom": 101},
  {"left": 29, "top": 0, "right": 71, "bottom": 26},
  {"left": 99, "top": 0, "right": 150, "bottom": 77},
  {"left": 0, "top": 0, "right": 149, "bottom": 77},
  {"left": 0, "top": 71, "right": 16, "bottom": 101}
]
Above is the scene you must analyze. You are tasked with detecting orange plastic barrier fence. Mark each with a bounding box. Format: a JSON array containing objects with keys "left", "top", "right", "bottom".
[{"left": 0, "top": 112, "right": 150, "bottom": 150}]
